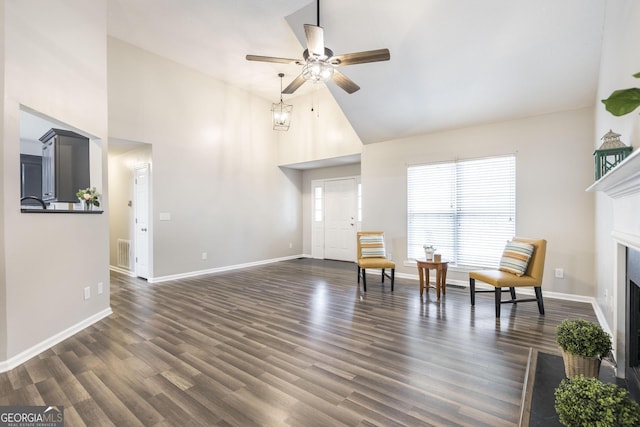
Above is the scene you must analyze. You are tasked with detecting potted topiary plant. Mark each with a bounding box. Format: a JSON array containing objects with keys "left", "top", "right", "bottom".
[
  {"left": 554, "top": 375, "right": 640, "bottom": 427},
  {"left": 556, "top": 318, "right": 612, "bottom": 378}
]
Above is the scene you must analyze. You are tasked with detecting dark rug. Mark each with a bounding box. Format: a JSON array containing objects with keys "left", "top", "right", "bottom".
[{"left": 528, "top": 352, "right": 623, "bottom": 426}]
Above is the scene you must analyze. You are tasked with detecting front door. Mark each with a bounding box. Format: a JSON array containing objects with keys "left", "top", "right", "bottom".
[{"left": 323, "top": 178, "right": 357, "bottom": 261}]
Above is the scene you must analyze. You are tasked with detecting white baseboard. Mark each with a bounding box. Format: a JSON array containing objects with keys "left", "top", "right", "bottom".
[
  {"left": 0, "top": 307, "right": 112, "bottom": 373},
  {"left": 148, "top": 254, "right": 305, "bottom": 283},
  {"left": 381, "top": 269, "right": 604, "bottom": 322},
  {"left": 2, "top": 259, "right": 612, "bottom": 376}
]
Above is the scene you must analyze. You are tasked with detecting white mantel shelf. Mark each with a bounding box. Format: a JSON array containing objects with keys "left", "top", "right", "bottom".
[{"left": 586, "top": 147, "right": 640, "bottom": 198}]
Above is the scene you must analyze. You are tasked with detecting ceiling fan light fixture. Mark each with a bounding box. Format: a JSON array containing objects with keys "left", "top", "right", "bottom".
[
  {"left": 272, "top": 73, "right": 293, "bottom": 131},
  {"left": 246, "top": 0, "right": 390, "bottom": 95},
  {"left": 302, "top": 59, "right": 334, "bottom": 83}
]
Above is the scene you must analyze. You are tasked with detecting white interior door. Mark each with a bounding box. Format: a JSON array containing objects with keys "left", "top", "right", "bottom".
[
  {"left": 324, "top": 178, "right": 357, "bottom": 261},
  {"left": 134, "top": 164, "right": 150, "bottom": 279}
]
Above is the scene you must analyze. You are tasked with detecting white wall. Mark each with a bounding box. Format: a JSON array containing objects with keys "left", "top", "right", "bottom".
[
  {"left": 593, "top": 0, "right": 640, "bottom": 369},
  {"left": 1, "top": 0, "right": 110, "bottom": 364},
  {"left": 108, "top": 38, "right": 303, "bottom": 279},
  {"left": 362, "top": 108, "right": 596, "bottom": 294},
  {"left": 277, "top": 87, "right": 362, "bottom": 166}
]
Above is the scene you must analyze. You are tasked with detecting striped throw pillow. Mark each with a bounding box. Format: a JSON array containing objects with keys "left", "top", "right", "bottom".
[
  {"left": 499, "top": 241, "right": 534, "bottom": 276},
  {"left": 360, "top": 235, "right": 386, "bottom": 258}
]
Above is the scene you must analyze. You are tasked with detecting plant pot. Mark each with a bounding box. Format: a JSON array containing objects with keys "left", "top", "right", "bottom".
[{"left": 561, "top": 349, "right": 601, "bottom": 378}]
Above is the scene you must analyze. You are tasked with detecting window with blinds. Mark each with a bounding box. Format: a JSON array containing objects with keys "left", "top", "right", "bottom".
[{"left": 407, "top": 155, "right": 516, "bottom": 268}]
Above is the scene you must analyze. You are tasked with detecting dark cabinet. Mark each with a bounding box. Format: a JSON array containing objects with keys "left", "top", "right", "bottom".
[
  {"left": 40, "top": 128, "right": 90, "bottom": 203},
  {"left": 20, "top": 154, "right": 43, "bottom": 205}
]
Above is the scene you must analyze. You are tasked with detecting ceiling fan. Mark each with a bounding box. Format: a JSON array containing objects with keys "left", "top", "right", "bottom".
[{"left": 246, "top": 0, "right": 390, "bottom": 95}]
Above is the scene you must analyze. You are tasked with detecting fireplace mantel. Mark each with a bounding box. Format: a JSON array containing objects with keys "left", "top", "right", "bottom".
[{"left": 587, "top": 147, "right": 640, "bottom": 198}]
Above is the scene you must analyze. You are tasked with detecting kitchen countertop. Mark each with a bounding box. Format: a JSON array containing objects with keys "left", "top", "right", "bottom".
[{"left": 21, "top": 209, "right": 103, "bottom": 214}]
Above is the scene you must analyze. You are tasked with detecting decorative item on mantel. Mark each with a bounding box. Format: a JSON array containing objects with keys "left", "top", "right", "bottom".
[
  {"left": 76, "top": 187, "right": 100, "bottom": 211},
  {"left": 594, "top": 130, "right": 632, "bottom": 180}
]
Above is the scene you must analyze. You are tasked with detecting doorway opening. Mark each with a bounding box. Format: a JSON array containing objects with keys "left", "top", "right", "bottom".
[
  {"left": 311, "top": 176, "right": 361, "bottom": 261},
  {"left": 107, "top": 140, "right": 152, "bottom": 279}
]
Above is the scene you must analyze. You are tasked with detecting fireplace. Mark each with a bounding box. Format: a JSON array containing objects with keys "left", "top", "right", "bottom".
[
  {"left": 588, "top": 140, "right": 640, "bottom": 398},
  {"left": 626, "top": 247, "right": 640, "bottom": 400}
]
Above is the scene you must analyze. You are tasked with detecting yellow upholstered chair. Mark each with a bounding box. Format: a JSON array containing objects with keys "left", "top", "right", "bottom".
[
  {"left": 357, "top": 231, "right": 395, "bottom": 292},
  {"left": 469, "top": 237, "right": 547, "bottom": 317}
]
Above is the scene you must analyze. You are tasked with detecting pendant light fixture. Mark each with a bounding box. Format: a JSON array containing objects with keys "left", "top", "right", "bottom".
[{"left": 272, "top": 73, "right": 293, "bottom": 131}]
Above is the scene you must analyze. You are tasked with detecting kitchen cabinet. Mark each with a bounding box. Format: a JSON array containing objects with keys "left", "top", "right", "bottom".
[
  {"left": 20, "top": 154, "right": 42, "bottom": 205},
  {"left": 40, "top": 128, "right": 89, "bottom": 203}
]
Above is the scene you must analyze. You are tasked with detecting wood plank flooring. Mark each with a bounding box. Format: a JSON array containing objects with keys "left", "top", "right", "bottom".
[{"left": 0, "top": 259, "right": 598, "bottom": 426}]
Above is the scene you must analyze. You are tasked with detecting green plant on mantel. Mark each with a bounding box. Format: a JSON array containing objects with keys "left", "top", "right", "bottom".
[
  {"left": 602, "top": 72, "right": 640, "bottom": 116},
  {"left": 554, "top": 375, "right": 640, "bottom": 427}
]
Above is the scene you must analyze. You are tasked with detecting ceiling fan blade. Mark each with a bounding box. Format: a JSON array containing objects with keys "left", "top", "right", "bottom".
[
  {"left": 282, "top": 74, "right": 307, "bottom": 94},
  {"left": 332, "top": 70, "right": 360, "bottom": 94},
  {"left": 304, "top": 24, "right": 325, "bottom": 58},
  {"left": 246, "top": 54, "right": 302, "bottom": 65},
  {"left": 331, "top": 48, "right": 390, "bottom": 66}
]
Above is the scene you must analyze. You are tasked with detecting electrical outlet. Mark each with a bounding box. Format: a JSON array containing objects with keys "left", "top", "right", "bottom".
[
  {"left": 84, "top": 287, "right": 91, "bottom": 300},
  {"left": 289, "top": 242, "right": 293, "bottom": 249},
  {"left": 555, "top": 268, "right": 564, "bottom": 279},
  {"left": 202, "top": 252, "right": 208, "bottom": 260},
  {"left": 98, "top": 282, "right": 103, "bottom": 295}
]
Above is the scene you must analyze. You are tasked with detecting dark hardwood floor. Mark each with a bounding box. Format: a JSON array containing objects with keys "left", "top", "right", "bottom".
[{"left": 0, "top": 259, "right": 597, "bottom": 426}]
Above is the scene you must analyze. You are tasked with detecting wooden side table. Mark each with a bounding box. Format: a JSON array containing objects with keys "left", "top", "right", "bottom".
[{"left": 417, "top": 259, "right": 449, "bottom": 299}]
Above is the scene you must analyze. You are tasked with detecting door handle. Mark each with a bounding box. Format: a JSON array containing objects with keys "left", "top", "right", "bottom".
[{"left": 141, "top": 228, "right": 147, "bottom": 232}]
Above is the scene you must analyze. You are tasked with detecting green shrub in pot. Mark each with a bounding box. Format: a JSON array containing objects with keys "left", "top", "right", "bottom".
[
  {"left": 554, "top": 375, "right": 640, "bottom": 427},
  {"left": 556, "top": 318, "right": 612, "bottom": 358}
]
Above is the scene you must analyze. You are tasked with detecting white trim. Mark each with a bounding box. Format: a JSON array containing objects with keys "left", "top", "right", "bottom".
[
  {"left": 610, "top": 234, "right": 640, "bottom": 379},
  {"left": 612, "top": 230, "right": 640, "bottom": 251},
  {"left": 331, "top": 263, "right": 604, "bottom": 312},
  {"left": 592, "top": 299, "right": 612, "bottom": 338},
  {"left": 311, "top": 179, "right": 325, "bottom": 260},
  {"left": 134, "top": 163, "right": 151, "bottom": 279},
  {"left": 397, "top": 270, "right": 603, "bottom": 300},
  {"left": 0, "top": 308, "right": 112, "bottom": 373},
  {"left": 396, "top": 270, "right": 608, "bottom": 327},
  {"left": 148, "top": 254, "right": 304, "bottom": 283},
  {"left": 109, "top": 265, "right": 136, "bottom": 277},
  {"left": 586, "top": 148, "right": 640, "bottom": 198}
]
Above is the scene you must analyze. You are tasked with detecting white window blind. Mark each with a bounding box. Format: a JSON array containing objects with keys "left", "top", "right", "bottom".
[{"left": 407, "top": 155, "right": 516, "bottom": 268}]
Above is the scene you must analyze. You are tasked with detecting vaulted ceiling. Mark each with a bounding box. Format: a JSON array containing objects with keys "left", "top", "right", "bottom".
[{"left": 107, "top": 0, "right": 607, "bottom": 144}]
